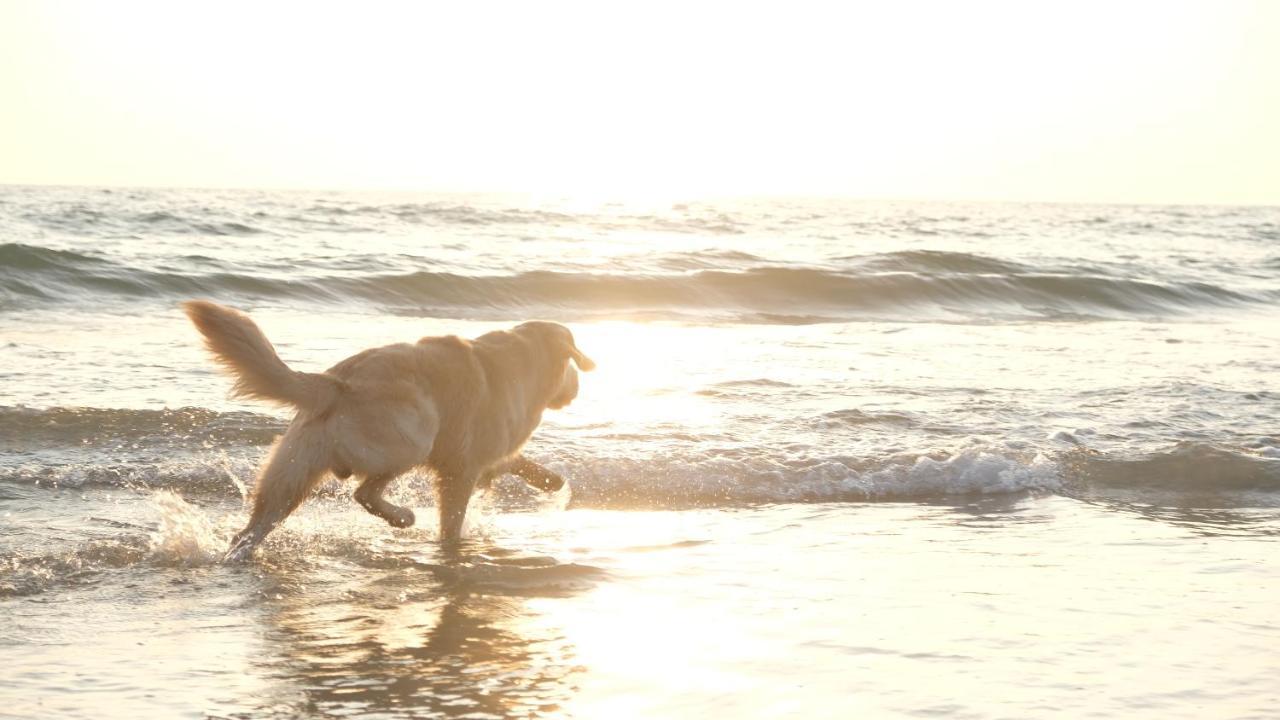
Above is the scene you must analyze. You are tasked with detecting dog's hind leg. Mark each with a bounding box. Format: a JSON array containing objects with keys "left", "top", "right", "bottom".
[
  {"left": 506, "top": 455, "right": 565, "bottom": 492},
  {"left": 354, "top": 473, "right": 415, "bottom": 528},
  {"left": 476, "top": 455, "right": 565, "bottom": 493},
  {"left": 223, "top": 426, "right": 328, "bottom": 562}
]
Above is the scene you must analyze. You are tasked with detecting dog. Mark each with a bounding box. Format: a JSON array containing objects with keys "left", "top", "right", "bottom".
[{"left": 182, "top": 300, "right": 594, "bottom": 561}]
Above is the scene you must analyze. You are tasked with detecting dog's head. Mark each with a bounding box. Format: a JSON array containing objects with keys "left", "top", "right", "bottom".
[{"left": 515, "top": 321, "right": 595, "bottom": 409}]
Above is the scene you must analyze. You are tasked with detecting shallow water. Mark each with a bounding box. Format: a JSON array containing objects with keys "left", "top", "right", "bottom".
[
  {"left": 3, "top": 498, "right": 1278, "bottom": 719},
  {"left": 2, "top": 186, "right": 1279, "bottom": 718}
]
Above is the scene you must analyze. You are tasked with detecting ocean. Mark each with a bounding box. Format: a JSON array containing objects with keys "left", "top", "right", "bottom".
[{"left": 1, "top": 184, "right": 1278, "bottom": 718}]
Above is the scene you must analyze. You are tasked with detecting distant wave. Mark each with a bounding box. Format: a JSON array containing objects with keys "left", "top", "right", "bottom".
[
  {"left": 22, "top": 206, "right": 267, "bottom": 237},
  {"left": 0, "top": 405, "right": 282, "bottom": 451},
  {"left": 2, "top": 242, "right": 1271, "bottom": 322},
  {"left": 0, "top": 242, "right": 114, "bottom": 271},
  {"left": 840, "top": 249, "right": 1033, "bottom": 275},
  {"left": 15, "top": 199, "right": 740, "bottom": 237}
]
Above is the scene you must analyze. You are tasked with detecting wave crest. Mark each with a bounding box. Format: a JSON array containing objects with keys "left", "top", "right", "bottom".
[
  {"left": 6, "top": 407, "right": 1278, "bottom": 504},
  {"left": 3, "top": 243, "right": 1269, "bottom": 322},
  {"left": 0, "top": 405, "right": 283, "bottom": 451}
]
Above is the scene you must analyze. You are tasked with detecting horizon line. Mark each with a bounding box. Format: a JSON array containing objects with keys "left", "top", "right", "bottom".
[{"left": 1, "top": 179, "right": 1277, "bottom": 211}]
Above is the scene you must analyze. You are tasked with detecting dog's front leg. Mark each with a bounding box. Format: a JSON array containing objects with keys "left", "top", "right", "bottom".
[{"left": 436, "top": 471, "right": 479, "bottom": 543}]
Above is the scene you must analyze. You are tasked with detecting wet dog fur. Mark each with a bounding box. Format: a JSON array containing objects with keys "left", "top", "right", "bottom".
[{"left": 182, "top": 300, "right": 594, "bottom": 561}]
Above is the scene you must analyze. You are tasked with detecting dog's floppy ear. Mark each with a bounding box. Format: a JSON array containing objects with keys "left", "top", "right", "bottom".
[
  {"left": 568, "top": 343, "right": 596, "bottom": 372},
  {"left": 522, "top": 321, "right": 596, "bottom": 371}
]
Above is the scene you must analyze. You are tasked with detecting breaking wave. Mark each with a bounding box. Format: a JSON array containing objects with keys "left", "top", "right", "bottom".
[
  {"left": 8, "top": 444, "right": 1279, "bottom": 508},
  {"left": 0, "top": 405, "right": 283, "bottom": 450},
  {"left": 7, "top": 404, "right": 1279, "bottom": 506}
]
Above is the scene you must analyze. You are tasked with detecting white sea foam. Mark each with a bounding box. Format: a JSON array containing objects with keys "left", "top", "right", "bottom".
[
  {"left": 556, "top": 447, "right": 1063, "bottom": 508},
  {"left": 146, "top": 490, "right": 231, "bottom": 566}
]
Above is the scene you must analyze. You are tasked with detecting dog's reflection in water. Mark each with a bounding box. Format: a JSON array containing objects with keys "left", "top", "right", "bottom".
[{"left": 245, "top": 545, "right": 603, "bottom": 719}]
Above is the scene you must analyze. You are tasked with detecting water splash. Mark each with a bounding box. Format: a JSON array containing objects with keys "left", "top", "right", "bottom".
[{"left": 146, "top": 490, "right": 230, "bottom": 566}]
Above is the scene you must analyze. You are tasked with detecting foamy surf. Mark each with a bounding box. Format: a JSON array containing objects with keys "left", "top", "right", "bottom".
[{"left": 8, "top": 440, "right": 1280, "bottom": 516}]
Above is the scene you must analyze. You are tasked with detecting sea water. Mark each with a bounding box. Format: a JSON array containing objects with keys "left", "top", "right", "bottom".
[{"left": 1, "top": 185, "right": 1278, "bottom": 718}]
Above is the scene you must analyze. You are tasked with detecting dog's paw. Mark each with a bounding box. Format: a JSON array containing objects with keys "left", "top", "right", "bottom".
[
  {"left": 527, "top": 470, "right": 565, "bottom": 493},
  {"left": 387, "top": 506, "right": 416, "bottom": 528}
]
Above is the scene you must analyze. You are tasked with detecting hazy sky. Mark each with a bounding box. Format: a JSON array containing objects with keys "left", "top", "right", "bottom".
[{"left": 1, "top": 1, "right": 1276, "bottom": 204}]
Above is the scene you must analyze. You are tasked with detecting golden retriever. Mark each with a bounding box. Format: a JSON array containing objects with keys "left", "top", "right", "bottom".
[{"left": 182, "top": 301, "right": 594, "bottom": 561}]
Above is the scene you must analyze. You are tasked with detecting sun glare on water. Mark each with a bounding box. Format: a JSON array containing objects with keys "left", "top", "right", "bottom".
[{"left": 559, "top": 323, "right": 733, "bottom": 435}]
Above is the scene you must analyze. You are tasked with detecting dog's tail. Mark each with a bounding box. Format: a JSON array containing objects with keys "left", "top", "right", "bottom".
[{"left": 183, "top": 300, "right": 344, "bottom": 414}]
